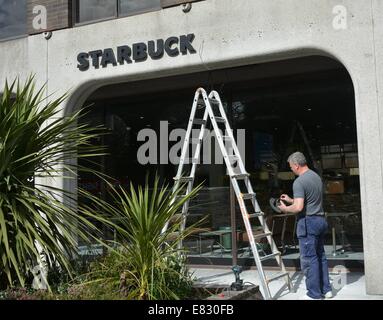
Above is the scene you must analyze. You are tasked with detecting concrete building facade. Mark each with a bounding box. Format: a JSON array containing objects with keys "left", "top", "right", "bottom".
[{"left": 0, "top": 0, "right": 383, "bottom": 295}]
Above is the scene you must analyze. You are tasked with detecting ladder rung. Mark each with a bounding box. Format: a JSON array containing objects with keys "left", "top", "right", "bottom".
[
  {"left": 266, "top": 271, "right": 289, "bottom": 283},
  {"left": 209, "top": 98, "right": 219, "bottom": 106},
  {"left": 231, "top": 173, "right": 250, "bottom": 179},
  {"left": 197, "top": 98, "right": 205, "bottom": 108},
  {"left": 190, "top": 138, "right": 202, "bottom": 144},
  {"left": 228, "top": 155, "right": 238, "bottom": 161},
  {"left": 193, "top": 119, "right": 207, "bottom": 125},
  {"left": 185, "top": 158, "right": 199, "bottom": 164},
  {"left": 260, "top": 252, "right": 281, "bottom": 262},
  {"left": 253, "top": 232, "right": 272, "bottom": 240},
  {"left": 248, "top": 212, "right": 264, "bottom": 218},
  {"left": 222, "top": 136, "right": 232, "bottom": 141},
  {"left": 174, "top": 176, "right": 194, "bottom": 182},
  {"left": 214, "top": 117, "right": 226, "bottom": 123},
  {"left": 166, "top": 231, "right": 180, "bottom": 241},
  {"left": 170, "top": 213, "right": 183, "bottom": 222},
  {"left": 241, "top": 193, "right": 256, "bottom": 200}
]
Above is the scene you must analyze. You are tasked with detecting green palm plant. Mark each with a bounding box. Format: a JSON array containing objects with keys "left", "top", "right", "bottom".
[
  {"left": 0, "top": 76, "right": 107, "bottom": 289},
  {"left": 75, "top": 176, "right": 204, "bottom": 300}
]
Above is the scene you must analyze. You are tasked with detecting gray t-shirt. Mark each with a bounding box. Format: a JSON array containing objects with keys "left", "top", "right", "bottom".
[{"left": 293, "top": 169, "right": 324, "bottom": 216}]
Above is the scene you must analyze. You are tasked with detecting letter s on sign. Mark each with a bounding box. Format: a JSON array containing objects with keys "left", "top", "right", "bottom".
[{"left": 77, "top": 53, "right": 90, "bottom": 71}]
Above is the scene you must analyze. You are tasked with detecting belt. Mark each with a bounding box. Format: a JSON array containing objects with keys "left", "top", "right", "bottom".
[{"left": 298, "top": 214, "right": 324, "bottom": 220}]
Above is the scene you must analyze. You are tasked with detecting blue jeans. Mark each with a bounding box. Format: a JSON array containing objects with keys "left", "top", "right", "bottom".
[{"left": 297, "top": 215, "right": 332, "bottom": 299}]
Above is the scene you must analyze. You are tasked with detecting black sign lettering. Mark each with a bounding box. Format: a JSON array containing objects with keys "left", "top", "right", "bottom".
[
  {"left": 89, "top": 50, "right": 103, "bottom": 69},
  {"left": 77, "top": 52, "right": 89, "bottom": 71},
  {"left": 133, "top": 43, "right": 148, "bottom": 62},
  {"left": 101, "top": 48, "right": 117, "bottom": 68},
  {"left": 180, "top": 34, "right": 196, "bottom": 55},
  {"left": 165, "top": 37, "right": 179, "bottom": 57},
  {"left": 77, "top": 34, "right": 196, "bottom": 71},
  {"left": 148, "top": 39, "right": 164, "bottom": 60},
  {"left": 117, "top": 46, "right": 132, "bottom": 65}
]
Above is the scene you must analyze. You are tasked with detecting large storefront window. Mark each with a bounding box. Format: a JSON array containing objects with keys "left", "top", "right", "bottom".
[
  {"left": 0, "top": 0, "right": 27, "bottom": 41},
  {"left": 80, "top": 56, "right": 362, "bottom": 268}
]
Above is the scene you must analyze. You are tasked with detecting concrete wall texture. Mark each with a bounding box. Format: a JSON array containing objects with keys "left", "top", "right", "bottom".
[{"left": 0, "top": 0, "right": 382, "bottom": 295}]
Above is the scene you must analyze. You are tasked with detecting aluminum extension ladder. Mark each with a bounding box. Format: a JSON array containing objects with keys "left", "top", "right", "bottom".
[{"left": 162, "top": 88, "right": 292, "bottom": 300}]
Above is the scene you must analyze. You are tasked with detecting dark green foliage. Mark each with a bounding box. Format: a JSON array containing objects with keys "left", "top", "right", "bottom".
[
  {"left": 69, "top": 176, "right": 202, "bottom": 300},
  {"left": 0, "top": 76, "right": 107, "bottom": 289}
]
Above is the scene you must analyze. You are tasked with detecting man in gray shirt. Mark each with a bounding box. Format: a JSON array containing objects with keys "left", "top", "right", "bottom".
[{"left": 278, "top": 152, "right": 332, "bottom": 300}]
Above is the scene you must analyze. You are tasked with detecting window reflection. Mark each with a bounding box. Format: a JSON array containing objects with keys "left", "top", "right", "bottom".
[
  {"left": 76, "top": 0, "right": 117, "bottom": 24},
  {"left": 119, "top": 0, "right": 161, "bottom": 16},
  {"left": 75, "top": 0, "right": 161, "bottom": 24},
  {"left": 0, "top": 0, "right": 26, "bottom": 41}
]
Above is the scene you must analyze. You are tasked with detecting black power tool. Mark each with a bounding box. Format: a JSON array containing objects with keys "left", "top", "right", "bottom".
[
  {"left": 269, "top": 197, "right": 283, "bottom": 213},
  {"left": 230, "top": 265, "right": 244, "bottom": 291}
]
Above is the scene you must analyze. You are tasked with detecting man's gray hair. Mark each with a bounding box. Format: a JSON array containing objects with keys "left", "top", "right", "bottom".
[{"left": 287, "top": 152, "right": 307, "bottom": 166}]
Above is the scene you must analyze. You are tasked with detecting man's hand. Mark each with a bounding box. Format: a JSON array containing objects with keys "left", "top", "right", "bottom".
[
  {"left": 277, "top": 200, "right": 288, "bottom": 213},
  {"left": 280, "top": 194, "right": 293, "bottom": 204},
  {"left": 278, "top": 197, "right": 304, "bottom": 215}
]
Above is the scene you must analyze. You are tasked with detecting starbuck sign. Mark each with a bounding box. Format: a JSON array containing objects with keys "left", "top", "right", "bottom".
[{"left": 77, "top": 33, "right": 197, "bottom": 71}]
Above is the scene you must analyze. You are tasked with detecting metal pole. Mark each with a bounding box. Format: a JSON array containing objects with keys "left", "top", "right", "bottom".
[
  {"left": 228, "top": 91, "right": 238, "bottom": 266},
  {"left": 101, "top": 109, "right": 107, "bottom": 255},
  {"left": 230, "top": 180, "right": 238, "bottom": 265},
  {"left": 332, "top": 227, "right": 337, "bottom": 256}
]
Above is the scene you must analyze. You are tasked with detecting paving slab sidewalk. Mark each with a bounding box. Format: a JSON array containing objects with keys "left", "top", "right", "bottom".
[{"left": 190, "top": 267, "right": 383, "bottom": 300}]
